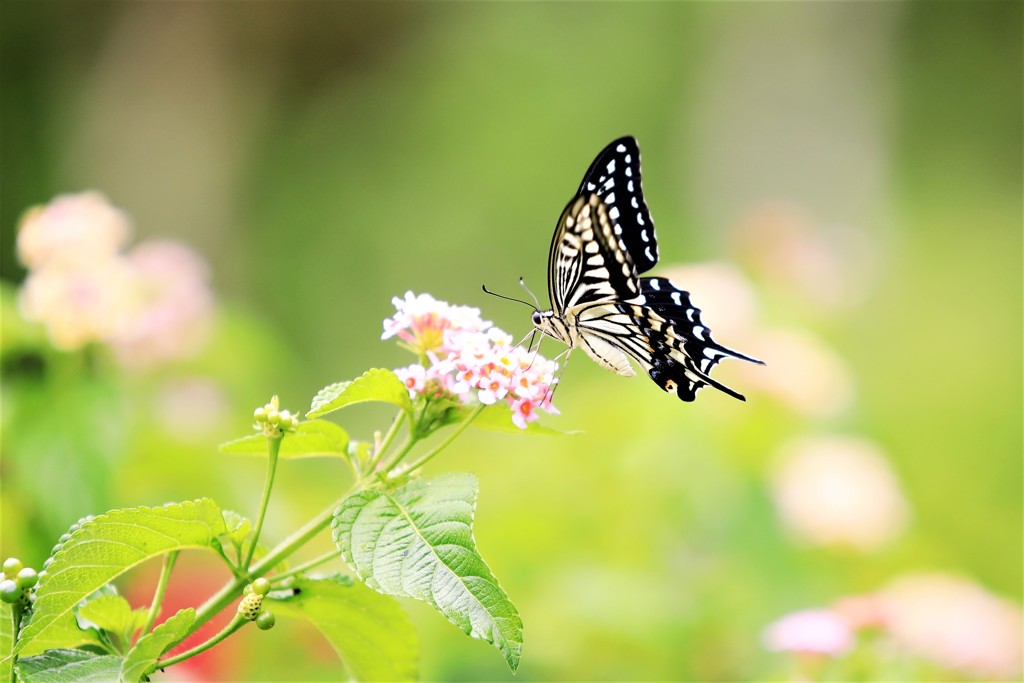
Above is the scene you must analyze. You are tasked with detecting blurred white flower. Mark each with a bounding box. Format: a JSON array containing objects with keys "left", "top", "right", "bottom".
[
  {"left": 879, "top": 573, "right": 1023, "bottom": 679},
  {"left": 657, "top": 262, "right": 759, "bottom": 341},
  {"left": 738, "top": 328, "right": 855, "bottom": 418},
  {"left": 18, "top": 258, "right": 137, "bottom": 351},
  {"left": 109, "top": 240, "right": 213, "bottom": 369},
  {"left": 16, "top": 191, "right": 132, "bottom": 270},
  {"left": 731, "top": 201, "right": 877, "bottom": 311},
  {"left": 762, "top": 608, "right": 853, "bottom": 656},
  {"left": 769, "top": 436, "right": 910, "bottom": 551},
  {"left": 386, "top": 292, "right": 558, "bottom": 429},
  {"left": 154, "top": 377, "right": 229, "bottom": 440}
]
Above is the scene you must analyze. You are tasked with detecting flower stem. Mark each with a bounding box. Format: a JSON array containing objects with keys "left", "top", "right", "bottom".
[
  {"left": 141, "top": 551, "right": 178, "bottom": 636},
  {"left": 154, "top": 615, "right": 247, "bottom": 672},
  {"left": 393, "top": 404, "right": 484, "bottom": 478},
  {"left": 188, "top": 488, "right": 353, "bottom": 634},
  {"left": 270, "top": 550, "right": 338, "bottom": 582},
  {"left": 379, "top": 433, "right": 419, "bottom": 473},
  {"left": 365, "top": 411, "right": 405, "bottom": 475},
  {"left": 243, "top": 436, "right": 282, "bottom": 570}
]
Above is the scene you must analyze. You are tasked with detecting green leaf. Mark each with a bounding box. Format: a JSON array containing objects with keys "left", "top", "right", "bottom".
[
  {"left": 17, "top": 499, "right": 225, "bottom": 656},
  {"left": 307, "top": 369, "right": 412, "bottom": 419},
  {"left": 219, "top": 510, "right": 252, "bottom": 548},
  {"left": 332, "top": 473, "right": 522, "bottom": 672},
  {"left": 74, "top": 596, "right": 146, "bottom": 646},
  {"left": 120, "top": 608, "right": 195, "bottom": 683},
  {"left": 15, "top": 649, "right": 123, "bottom": 683},
  {"left": 271, "top": 576, "right": 417, "bottom": 682},
  {"left": 470, "top": 403, "right": 573, "bottom": 436},
  {"left": 219, "top": 420, "right": 349, "bottom": 459},
  {"left": 0, "top": 602, "right": 13, "bottom": 682}
]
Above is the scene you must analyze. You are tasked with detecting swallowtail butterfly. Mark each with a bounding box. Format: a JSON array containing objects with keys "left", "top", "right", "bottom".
[{"left": 531, "top": 136, "right": 763, "bottom": 401}]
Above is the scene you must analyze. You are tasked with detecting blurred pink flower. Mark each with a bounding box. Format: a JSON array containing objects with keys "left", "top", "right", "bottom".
[
  {"left": 737, "top": 328, "right": 855, "bottom": 418},
  {"left": 879, "top": 573, "right": 1023, "bottom": 679},
  {"left": 109, "top": 240, "right": 213, "bottom": 370},
  {"left": 657, "top": 262, "right": 759, "bottom": 341},
  {"left": 769, "top": 436, "right": 910, "bottom": 552},
  {"left": 15, "top": 193, "right": 214, "bottom": 365},
  {"left": 762, "top": 608, "right": 853, "bottom": 656},
  {"left": 16, "top": 191, "right": 132, "bottom": 270},
  {"left": 387, "top": 292, "right": 558, "bottom": 429},
  {"left": 731, "top": 201, "right": 877, "bottom": 312},
  {"left": 18, "top": 258, "right": 137, "bottom": 350}
]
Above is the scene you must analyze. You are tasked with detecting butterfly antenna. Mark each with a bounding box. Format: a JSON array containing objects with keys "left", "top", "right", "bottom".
[
  {"left": 518, "top": 277, "right": 542, "bottom": 309},
  {"left": 481, "top": 284, "right": 536, "bottom": 310}
]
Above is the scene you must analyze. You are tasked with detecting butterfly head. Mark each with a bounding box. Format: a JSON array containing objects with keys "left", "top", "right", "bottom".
[{"left": 531, "top": 308, "right": 571, "bottom": 346}]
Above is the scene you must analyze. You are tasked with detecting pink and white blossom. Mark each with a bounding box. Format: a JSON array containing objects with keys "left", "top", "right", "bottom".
[
  {"left": 386, "top": 292, "right": 558, "bottom": 429},
  {"left": 762, "top": 608, "right": 853, "bottom": 656}
]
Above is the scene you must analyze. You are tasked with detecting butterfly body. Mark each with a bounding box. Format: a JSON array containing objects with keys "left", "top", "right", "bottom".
[{"left": 532, "top": 137, "right": 762, "bottom": 401}]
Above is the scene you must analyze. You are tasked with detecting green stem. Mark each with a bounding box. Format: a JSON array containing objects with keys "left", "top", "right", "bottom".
[
  {"left": 365, "top": 411, "right": 405, "bottom": 475},
  {"left": 9, "top": 604, "right": 21, "bottom": 683},
  {"left": 379, "top": 434, "right": 418, "bottom": 473},
  {"left": 270, "top": 550, "right": 338, "bottom": 582},
  {"left": 243, "top": 435, "right": 282, "bottom": 570},
  {"left": 188, "top": 488, "right": 353, "bottom": 634},
  {"left": 154, "top": 615, "right": 247, "bottom": 671},
  {"left": 393, "top": 404, "right": 484, "bottom": 478},
  {"left": 140, "top": 551, "right": 178, "bottom": 636}
]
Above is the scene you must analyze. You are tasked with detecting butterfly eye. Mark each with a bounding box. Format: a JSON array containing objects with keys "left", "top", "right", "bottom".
[{"left": 531, "top": 311, "right": 542, "bottom": 326}]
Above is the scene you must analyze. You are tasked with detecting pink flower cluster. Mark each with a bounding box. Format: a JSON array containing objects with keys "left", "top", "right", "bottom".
[
  {"left": 383, "top": 292, "right": 559, "bottom": 429},
  {"left": 16, "top": 192, "right": 212, "bottom": 368}
]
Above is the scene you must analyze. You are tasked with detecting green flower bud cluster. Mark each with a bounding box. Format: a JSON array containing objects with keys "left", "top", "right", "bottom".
[
  {"left": 253, "top": 395, "right": 300, "bottom": 438},
  {"left": 238, "top": 579, "right": 275, "bottom": 630},
  {"left": 0, "top": 557, "right": 40, "bottom": 610}
]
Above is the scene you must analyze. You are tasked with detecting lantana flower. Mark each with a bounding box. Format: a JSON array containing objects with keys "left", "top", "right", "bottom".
[{"left": 384, "top": 291, "right": 558, "bottom": 429}]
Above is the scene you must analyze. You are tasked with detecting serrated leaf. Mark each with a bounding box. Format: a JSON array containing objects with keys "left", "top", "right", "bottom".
[
  {"left": 271, "top": 576, "right": 417, "bottom": 682},
  {"left": 333, "top": 473, "right": 522, "bottom": 671},
  {"left": 219, "top": 420, "right": 350, "bottom": 459},
  {"left": 15, "top": 649, "right": 123, "bottom": 683},
  {"left": 17, "top": 499, "right": 225, "bottom": 656},
  {"left": 219, "top": 510, "right": 252, "bottom": 548},
  {"left": 307, "top": 369, "right": 412, "bottom": 419},
  {"left": 74, "top": 596, "right": 146, "bottom": 645},
  {"left": 120, "top": 608, "right": 195, "bottom": 683}
]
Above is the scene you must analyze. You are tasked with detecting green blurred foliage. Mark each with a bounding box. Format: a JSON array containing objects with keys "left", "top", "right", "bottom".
[{"left": 1, "top": 2, "right": 1020, "bottom": 681}]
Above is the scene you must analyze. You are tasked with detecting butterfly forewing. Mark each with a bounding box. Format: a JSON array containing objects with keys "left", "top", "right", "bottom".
[
  {"left": 548, "top": 194, "right": 640, "bottom": 313},
  {"left": 575, "top": 136, "right": 658, "bottom": 274}
]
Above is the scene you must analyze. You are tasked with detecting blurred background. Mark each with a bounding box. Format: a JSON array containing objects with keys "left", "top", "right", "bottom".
[{"left": 1, "top": 2, "right": 1021, "bottom": 680}]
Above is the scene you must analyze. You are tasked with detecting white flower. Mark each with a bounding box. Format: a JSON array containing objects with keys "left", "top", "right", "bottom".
[{"left": 769, "top": 436, "right": 910, "bottom": 551}]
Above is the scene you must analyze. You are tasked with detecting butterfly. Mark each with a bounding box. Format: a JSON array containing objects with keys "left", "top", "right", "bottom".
[{"left": 530, "top": 136, "right": 763, "bottom": 401}]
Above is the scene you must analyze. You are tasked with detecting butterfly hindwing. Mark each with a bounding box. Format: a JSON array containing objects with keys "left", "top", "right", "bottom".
[{"left": 575, "top": 136, "right": 658, "bottom": 274}]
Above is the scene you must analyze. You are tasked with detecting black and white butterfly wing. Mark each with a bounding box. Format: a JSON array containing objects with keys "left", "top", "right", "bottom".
[
  {"left": 619, "top": 277, "right": 763, "bottom": 401},
  {"left": 536, "top": 136, "right": 762, "bottom": 401},
  {"left": 575, "top": 136, "right": 658, "bottom": 274},
  {"left": 546, "top": 193, "right": 641, "bottom": 313}
]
